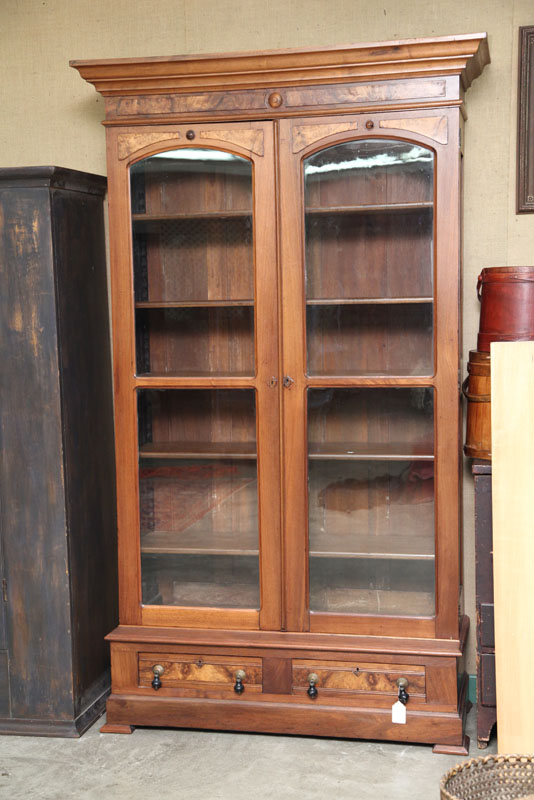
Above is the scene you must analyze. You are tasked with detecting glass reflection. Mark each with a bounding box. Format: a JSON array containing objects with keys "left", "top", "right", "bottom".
[
  {"left": 130, "top": 148, "right": 255, "bottom": 375},
  {"left": 307, "top": 388, "right": 435, "bottom": 617},
  {"left": 138, "top": 389, "right": 259, "bottom": 609},
  {"left": 304, "top": 139, "right": 434, "bottom": 376}
]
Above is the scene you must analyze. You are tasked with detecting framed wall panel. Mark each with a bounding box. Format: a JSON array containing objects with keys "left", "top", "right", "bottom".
[{"left": 517, "top": 25, "right": 534, "bottom": 213}]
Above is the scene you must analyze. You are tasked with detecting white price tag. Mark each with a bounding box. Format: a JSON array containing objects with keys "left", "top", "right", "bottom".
[{"left": 392, "top": 700, "right": 406, "bottom": 724}]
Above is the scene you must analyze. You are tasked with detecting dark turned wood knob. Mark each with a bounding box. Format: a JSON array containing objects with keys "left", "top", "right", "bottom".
[
  {"left": 307, "top": 672, "right": 319, "bottom": 699},
  {"left": 152, "top": 664, "right": 164, "bottom": 690},
  {"left": 234, "top": 669, "right": 246, "bottom": 694},
  {"left": 396, "top": 677, "right": 409, "bottom": 705}
]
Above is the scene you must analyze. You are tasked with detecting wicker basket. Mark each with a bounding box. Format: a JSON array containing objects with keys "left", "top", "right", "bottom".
[{"left": 440, "top": 755, "right": 534, "bottom": 800}]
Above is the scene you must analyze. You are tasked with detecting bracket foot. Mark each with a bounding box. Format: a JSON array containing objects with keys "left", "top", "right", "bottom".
[
  {"left": 100, "top": 723, "right": 134, "bottom": 734},
  {"left": 433, "top": 735, "right": 470, "bottom": 756}
]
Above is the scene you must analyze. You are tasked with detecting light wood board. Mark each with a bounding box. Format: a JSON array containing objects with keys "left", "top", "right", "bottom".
[{"left": 492, "top": 341, "right": 534, "bottom": 752}]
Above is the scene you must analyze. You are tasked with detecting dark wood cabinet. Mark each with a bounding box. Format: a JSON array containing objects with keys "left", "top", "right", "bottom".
[
  {"left": 0, "top": 167, "right": 118, "bottom": 736},
  {"left": 473, "top": 460, "right": 497, "bottom": 748},
  {"left": 72, "top": 34, "right": 489, "bottom": 751}
]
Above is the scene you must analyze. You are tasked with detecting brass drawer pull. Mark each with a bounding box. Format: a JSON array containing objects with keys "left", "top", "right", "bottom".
[
  {"left": 307, "top": 672, "right": 319, "bottom": 699},
  {"left": 396, "top": 677, "right": 409, "bottom": 705},
  {"left": 152, "top": 664, "right": 165, "bottom": 691},
  {"left": 234, "top": 669, "right": 246, "bottom": 694}
]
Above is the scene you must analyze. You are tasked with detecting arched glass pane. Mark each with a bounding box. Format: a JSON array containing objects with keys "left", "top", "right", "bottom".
[
  {"left": 304, "top": 139, "right": 434, "bottom": 377},
  {"left": 130, "top": 149, "right": 254, "bottom": 377},
  {"left": 131, "top": 149, "right": 259, "bottom": 611},
  {"left": 304, "top": 140, "right": 435, "bottom": 618}
]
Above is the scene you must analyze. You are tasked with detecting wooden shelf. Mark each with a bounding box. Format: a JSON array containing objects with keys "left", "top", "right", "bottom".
[
  {"left": 139, "top": 441, "right": 432, "bottom": 461},
  {"left": 305, "top": 202, "right": 433, "bottom": 216},
  {"left": 310, "top": 532, "right": 434, "bottom": 560},
  {"left": 307, "top": 369, "right": 434, "bottom": 378},
  {"left": 131, "top": 203, "right": 431, "bottom": 225},
  {"left": 140, "top": 441, "right": 257, "bottom": 460},
  {"left": 141, "top": 529, "right": 259, "bottom": 556},
  {"left": 136, "top": 369, "right": 255, "bottom": 379},
  {"left": 308, "top": 442, "right": 434, "bottom": 461},
  {"left": 136, "top": 300, "right": 254, "bottom": 309},
  {"left": 132, "top": 211, "right": 252, "bottom": 223},
  {"left": 310, "top": 586, "right": 435, "bottom": 616},
  {"left": 306, "top": 297, "right": 433, "bottom": 305},
  {"left": 141, "top": 527, "right": 433, "bottom": 561}
]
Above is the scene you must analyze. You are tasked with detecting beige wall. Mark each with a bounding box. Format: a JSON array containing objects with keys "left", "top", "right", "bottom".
[{"left": 3, "top": 0, "right": 533, "bottom": 672}]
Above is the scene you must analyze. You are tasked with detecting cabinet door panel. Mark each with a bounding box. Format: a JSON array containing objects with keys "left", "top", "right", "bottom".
[
  {"left": 279, "top": 114, "right": 459, "bottom": 637},
  {"left": 138, "top": 388, "right": 260, "bottom": 610},
  {"left": 308, "top": 387, "right": 435, "bottom": 617},
  {"left": 131, "top": 148, "right": 255, "bottom": 378},
  {"left": 304, "top": 138, "right": 434, "bottom": 377},
  {"left": 110, "top": 121, "right": 281, "bottom": 629}
]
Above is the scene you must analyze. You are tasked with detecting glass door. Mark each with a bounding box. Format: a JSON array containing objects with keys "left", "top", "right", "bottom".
[
  {"left": 131, "top": 149, "right": 255, "bottom": 379},
  {"left": 280, "top": 121, "right": 440, "bottom": 636},
  {"left": 305, "top": 139, "right": 435, "bottom": 619},
  {"left": 121, "top": 124, "right": 281, "bottom": 630}
]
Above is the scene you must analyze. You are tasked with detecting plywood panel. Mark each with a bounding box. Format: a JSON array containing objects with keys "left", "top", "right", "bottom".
[{"left": 492, "top": 341, "right": 534, "bottom": 751}]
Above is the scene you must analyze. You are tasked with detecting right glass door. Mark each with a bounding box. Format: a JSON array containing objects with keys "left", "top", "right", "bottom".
[{"left": 303, "top": 138, "right": 436, "bottom": 619}]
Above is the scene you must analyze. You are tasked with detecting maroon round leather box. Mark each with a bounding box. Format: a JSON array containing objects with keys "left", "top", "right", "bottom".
[{"left": 477, "top": 266, "right": 534, "bottom": 351}]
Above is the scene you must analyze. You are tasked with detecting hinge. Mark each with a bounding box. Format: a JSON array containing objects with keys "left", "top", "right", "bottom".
[{"left": 2, "top": 580, "right": 7, "bottom": 603}]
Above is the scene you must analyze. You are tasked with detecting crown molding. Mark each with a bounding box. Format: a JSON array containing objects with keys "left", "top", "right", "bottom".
[{"left": 71, "top": 33, "right": 489, "bottom": 97}]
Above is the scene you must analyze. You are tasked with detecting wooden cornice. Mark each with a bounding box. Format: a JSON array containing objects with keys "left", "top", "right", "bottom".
[
  {"left": 70, "top": 33, "right": 489, "bottom": 97},
  {"left": 0, "top": 166, "right": 106, "bottom": 194}
]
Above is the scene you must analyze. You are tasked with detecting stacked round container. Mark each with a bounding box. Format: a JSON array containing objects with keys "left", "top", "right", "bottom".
[{"left": 464, "top": 267, "right": 534, "bottom": 460}]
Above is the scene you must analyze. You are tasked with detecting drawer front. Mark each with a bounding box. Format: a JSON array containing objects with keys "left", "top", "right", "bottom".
[
  {"left": 139, "top": 653, "right": 262, "bottom": 692},
  {"left": 479, "top": 653, "right": 496, "bottom": 707},
  {"left": 479, "top": 603, "right": 495, "bottom": 649},
  {"left": 292, "top": 659, "right": 426, "bottom": 698}
]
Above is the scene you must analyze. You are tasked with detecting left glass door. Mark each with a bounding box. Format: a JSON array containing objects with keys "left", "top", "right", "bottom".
[
  {"left": 138, "top": 387, "right": 259, "bottom": 609},
  {"left": 131, "top": 149, "right": 255, "bottom": 378},
  {"left": 125, "top": 128, "right": 281, "bottom": 629}
]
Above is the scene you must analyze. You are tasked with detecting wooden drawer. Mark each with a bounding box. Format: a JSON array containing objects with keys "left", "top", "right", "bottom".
[
  {"left": 479, "top": 603, "right": 495, "bottom": 649},
  {"left": 479, "top": 653, "right": 496, "bottom": 707},
  {"left": 292, "top": 659, "right": 426, "bottom": 699},
  {"left": 138, "top": 652, "right": 262, "bottom": 693}
]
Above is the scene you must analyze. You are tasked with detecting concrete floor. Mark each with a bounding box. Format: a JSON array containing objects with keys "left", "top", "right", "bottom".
[{"left": 0, "top": 710, "right": 496, "bottom": 800}]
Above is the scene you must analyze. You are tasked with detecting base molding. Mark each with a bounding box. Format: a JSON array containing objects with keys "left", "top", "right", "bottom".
[
  {"left": 105, "top": 692, "right": 465, "bottom": 746},
  {"left": 0, "top": 686, "right": 109, "bottom": 738},
  {"left": 433, "top": 735, "right": 470, "bottom": 755},
  {"left": 100, "top": 722, "right": 134, "bottom": 734}
]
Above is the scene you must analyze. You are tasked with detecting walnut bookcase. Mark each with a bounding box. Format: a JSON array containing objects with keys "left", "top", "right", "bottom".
[{"left": 72, "top": 33, "right": 489, "bottom": 750}]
